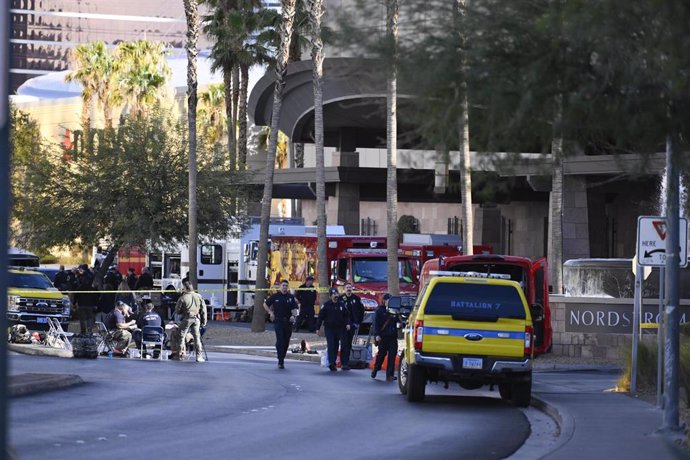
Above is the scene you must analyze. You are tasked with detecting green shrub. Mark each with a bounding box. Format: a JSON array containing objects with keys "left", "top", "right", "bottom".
[{"left": 39, "top": 253, "right": 58, "bottom": 264}]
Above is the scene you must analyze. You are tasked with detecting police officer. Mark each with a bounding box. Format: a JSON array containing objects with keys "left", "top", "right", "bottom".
[
  {"left": 294, "top": 275, "right": 317, "bottom": 332},
  {"left": 174, "top": 280, "right": 207, "bottom": 362},
  {"left": 341, "top": 283, "right": 364, "bottom": 367},
  {"left": 371, "top": 294, "right": 398, "bottom": 381},
  {"left": 316, "top": 288, "right": 351, "bottom": 371},
  {"left": 134, "top": 301, "right": 164, "bottom": 358},
  {"left": 264, "top": 280, "right": 299, "bottom": 369}
]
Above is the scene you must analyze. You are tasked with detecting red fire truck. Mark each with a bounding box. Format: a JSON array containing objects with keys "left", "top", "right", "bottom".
[
  {"left": 419, "top": 254, "right": 552, "bottom": 355},
  {"left": 269, "top": 235, "right": 418, "bottom": 311},
  {"left": 399, "top": 233, "right": 493, "bottom": 275}
]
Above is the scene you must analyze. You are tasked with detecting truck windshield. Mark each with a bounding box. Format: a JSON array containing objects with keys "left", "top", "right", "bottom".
[
  {"left": 9, "top": 272, "right": 55, "bottom": 290},
  {"left": 352, "top": 258, "right": 414, "bottom": 283},
  {"left": 424, "top": 282, "right": 526, "bottom": 319},
  {"left": 447, "top": 263, "right": 528, "bottom": 298}
]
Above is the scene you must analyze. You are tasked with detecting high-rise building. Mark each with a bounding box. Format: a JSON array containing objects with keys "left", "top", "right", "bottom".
[{"left": 9, "top": 0, "right": 212, "bottom": 93}]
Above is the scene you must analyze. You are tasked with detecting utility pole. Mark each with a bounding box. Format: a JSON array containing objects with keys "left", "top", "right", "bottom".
[
  {"left": 663, "top": 131, "right": 681, "bottom": 431},
  {"left": 1, "top": 0, "right": 10, "bottom": 454}
]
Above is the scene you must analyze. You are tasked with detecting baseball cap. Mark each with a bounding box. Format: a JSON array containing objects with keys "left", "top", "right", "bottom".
[
  {"left": 382, "top": 293, "right": 391, "bottom": 301},
  {"left": 329, "top": 288, "right": 339, "bottom": 296}
]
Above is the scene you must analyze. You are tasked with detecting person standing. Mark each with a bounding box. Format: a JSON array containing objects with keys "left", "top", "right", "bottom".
[
  {"left": 341, "top": 283, "right": 364, "bottom": 366},
  {"left": 174, "top": 280, "right": 207, "bottom": 362},
  {"left": 74, "top": 264, "right": 98, "bottom": 334},
  {"left": 316, "top": 288, "right": 351, "bottom": 371},
  {"left": 263, "top": 280, "right": 299, "bottom": 369},
  {"left": 135, "top": 267, "right": 154, "bottom": 290},
  {"left": 294, "top": 276, "right": 317, "bottom": 332},
  {"left": 371, "top": 294, "right": 398, "bottom": 382},
  {"left": 53, "top": 265, "right": 69, "bottom": 291},
  {"left": 125, "top": 267, "right": 138, "bottom": 291}
]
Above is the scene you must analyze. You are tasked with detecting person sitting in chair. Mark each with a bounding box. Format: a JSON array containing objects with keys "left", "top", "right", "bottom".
[
  {"left": 134, "top": 301, "right": 164, "bottom": 358},
  {"left": 106, "top": 300, "right": 137, "bottom": 357}
]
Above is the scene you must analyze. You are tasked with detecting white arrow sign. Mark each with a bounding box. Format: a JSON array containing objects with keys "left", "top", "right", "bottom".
[{"left": 636, "top": 216, "right": 688, "bottom": 267}]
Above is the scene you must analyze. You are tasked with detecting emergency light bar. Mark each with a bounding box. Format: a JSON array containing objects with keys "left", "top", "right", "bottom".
[{"left": 429, "top": 270, "right": 512, "bottom": 280}]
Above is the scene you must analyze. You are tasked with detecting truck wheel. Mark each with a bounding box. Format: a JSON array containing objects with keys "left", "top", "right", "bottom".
[
  {"left": 406, "top": 364, "right": 426, "bottom": 402},
  {"left": 511, "top": 379, "right": 532, "bottom": 408},
  {"left": 498, "top": 383, "right": 512, "bottom": 401},
  {"left": 398, "top": 353, "right": 408, "bottom": 395}
]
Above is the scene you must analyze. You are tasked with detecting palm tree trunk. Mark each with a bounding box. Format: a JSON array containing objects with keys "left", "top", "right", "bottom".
[
  {"left": 252, "top": 0, "right": 297, "bottom": 333},
  {"left": 548, "top": 94, "right": 564, "bottom": 294},
  {"left": 307, "top": 0, "right": 327, "bottom": 305},
  {"left": 224, "top": 70, "right": 236, "bottom": 170},
  {"left": 459, "top": 91, "right": 473, "bottom": 255},
  {"left": 386, "top": 0, "right": 400, "bottom": 296},
  {"left": 238, "top": 63, "right": 249, "bottom": 168},
  {"left": 232, "top": 63, "right": 240, "bottom": 167},
  {"left": 184, "top": 0, "right": 200, "bottom": 289}
]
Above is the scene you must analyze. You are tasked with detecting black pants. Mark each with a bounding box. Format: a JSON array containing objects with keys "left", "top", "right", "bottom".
[
  {"left": 325, "top": 326, "right": 347, "bottom": 367},
  {"left": 274, "top": 318, "right": 292, "bottom": 365},
  {"left": 294, "top": 307, "right": 315, "bottom": 332},
  {"left": 342, "top": 326, "right": 357, "bottom": 367},
  {"left": 374, "top": 336, "right": 398, "bottom": 378}
]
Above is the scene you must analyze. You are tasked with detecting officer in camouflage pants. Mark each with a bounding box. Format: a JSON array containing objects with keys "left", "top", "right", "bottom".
[{"left": 174, "top": 280, "right": 207, "bottom": 362}]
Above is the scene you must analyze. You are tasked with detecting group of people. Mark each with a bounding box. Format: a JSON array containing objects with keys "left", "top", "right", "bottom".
[
  {"left": 263, "top": 279, "right": 398, "bottom": 381},
  {"left": 102, "top": 280, "right": 207, "bottom": 362},
  {"left": 52, "top": 264, "right": 156, "bottom": 334}
]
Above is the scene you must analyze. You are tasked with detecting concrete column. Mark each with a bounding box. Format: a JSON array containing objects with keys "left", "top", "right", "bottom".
[
  {"left": 562, "top": 176, "right": 590, "bottom": 261},
  {"left": 331, "top": 151, "right": 361, "bottom": 235}
]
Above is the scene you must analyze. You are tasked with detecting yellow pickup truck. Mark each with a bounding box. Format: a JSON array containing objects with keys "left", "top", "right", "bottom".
[
  {"left": 396, "top": 272, "right": 535, "bottom": 407},
  {"left": 7, "top": 267, "right": 71, "bottom": 330}
]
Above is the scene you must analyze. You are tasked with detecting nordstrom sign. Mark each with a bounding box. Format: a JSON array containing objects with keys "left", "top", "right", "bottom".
[{"left": 565, "top": 304, "right": 689, "bottom": 334}]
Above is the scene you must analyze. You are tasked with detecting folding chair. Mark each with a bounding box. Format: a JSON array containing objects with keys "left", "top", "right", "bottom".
[
  {"left": 93, "top": 321, "right": 115, "bottom": 356},
  {"left": 45, "top": 317, "right": 73, "bottom": 351},
  {"left": 140, "top": 326, "right": 166, "bottom": 360}
]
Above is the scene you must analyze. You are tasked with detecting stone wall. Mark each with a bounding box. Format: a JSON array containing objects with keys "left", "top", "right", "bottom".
[{"left": 549, "top": 295, "right": 690, "bottom": 360}]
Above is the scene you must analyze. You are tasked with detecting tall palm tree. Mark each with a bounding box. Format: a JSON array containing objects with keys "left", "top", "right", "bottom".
[
  {"left": 65, "top": 41, "right": 118, "bottom": 129},
  {"left": 184, "top": 0, "right": 200, "bottom": 289},
  {"left": 456, "top": 0, "right": 473, "bottom": 255},
  {"left": 386, "top": 0, "right": 400, "bottom": 296},
  {"left": 252, "top": 0, "right": 298, "bottom": 333},
  {"left": 305, "top": 0, "right": 327, "bottom": 303}
]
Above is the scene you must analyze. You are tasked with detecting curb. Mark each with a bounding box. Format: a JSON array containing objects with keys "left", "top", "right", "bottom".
[
  {"left": 9, "top": 373, "right": 84, "bottom": 397},
  {"left": 524, "top": 395, "right": 575, "bottom": 459},
  {"left": 8, "top": 343, "right": 73, "bottom": 359}
]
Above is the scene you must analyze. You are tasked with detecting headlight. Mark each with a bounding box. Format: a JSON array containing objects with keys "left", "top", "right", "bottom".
[
  {"left": 7, "top": 295, "right": 20, "bottom": 312},
  {"left": 62, "top": 295, "right": 71, "bottom": 315},
  {"left": 361, "top": 298, "right": 378, "bottom": 309}
]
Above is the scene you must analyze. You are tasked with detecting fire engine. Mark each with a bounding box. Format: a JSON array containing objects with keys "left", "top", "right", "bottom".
[
  {"left": 269, "top": 235, "right": 418, "bottom": 311},
  {"left": 399, "top": 233, "right": 493, "bottom": 274},
  {"left": 420, "top": 253, "right": 552, "bottom": 355}
]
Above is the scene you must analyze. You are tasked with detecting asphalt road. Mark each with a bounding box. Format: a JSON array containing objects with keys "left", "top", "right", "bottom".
[{"left": 9, "top": 352, "right": 530, "bottom": 460}]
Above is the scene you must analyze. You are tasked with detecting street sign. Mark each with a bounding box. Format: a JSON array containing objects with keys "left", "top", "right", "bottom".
[{"left": 637, "top": 216, "right": 688, "bottom": 267}]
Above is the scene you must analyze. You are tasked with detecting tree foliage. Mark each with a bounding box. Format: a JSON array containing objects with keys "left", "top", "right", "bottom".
[{"left": 12, "top": 109, "right": 254, "bottom": 254}]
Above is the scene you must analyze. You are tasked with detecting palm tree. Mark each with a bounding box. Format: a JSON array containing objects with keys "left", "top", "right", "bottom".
[
  {"left": 198, "top": 83, "right": 227, "bottom": 145},
  {"left": 456, "top": 0, "right": 473, "bottom": 255},
  {"left": 305, "top": 0, "right": 327, "bottom": 303},
  {"left": 386, "top": 0, "right": 400, "bottom": 296},
  {"left": 184, "top": 0, "right": 200, "bottom": 289},
  {"left": 115, "top": 40, "right": 171, "bottom": 119},
  {"left": 252, "top": 0, "right": 298, "bottom": 333},
  {"left": 65, "top": 41, "right": 118, "bottom": 129}
]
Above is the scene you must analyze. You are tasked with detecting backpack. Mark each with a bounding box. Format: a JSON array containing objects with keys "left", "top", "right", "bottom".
[{"left": 10, "top": 324, "right": 32, "bottom": 344}]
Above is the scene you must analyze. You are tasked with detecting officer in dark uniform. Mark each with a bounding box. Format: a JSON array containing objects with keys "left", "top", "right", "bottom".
[
  {"left": 341, "top": 283, "right": 364, "bottom": 367},
  {"left": 316, "top": 288, "right": 351, "bottom": 371},
  {"left": 371, "top": 294, "right": 399, "bottom": 381},
  {"left": 294, "top": 275, "right": 317, "bottom": 332},
  {"left": 263, "top": 280, "right": 299, "bottom": 369}
]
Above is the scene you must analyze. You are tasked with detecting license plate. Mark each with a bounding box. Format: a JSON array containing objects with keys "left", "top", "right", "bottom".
[
  {"left": 36, "top": 317, "right": 48, "bottom": 324},
  {"left": 462, "top": 357, "right": 483, "bottom": 370}
]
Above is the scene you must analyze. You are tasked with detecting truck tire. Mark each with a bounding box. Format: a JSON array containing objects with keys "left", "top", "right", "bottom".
[
  {"left": 511, "top": 379, "right": 532, "bottom": 407},
  {"left": 498, "top": 383, "right": 512, "bottom": 401},
  {"left": 398, "top": 352, "right": 408, "bottom": 395},
  {"left": 406, "top": 364, "right": 426, "bottom": 402}
]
